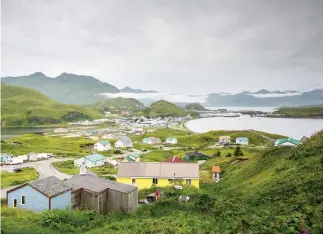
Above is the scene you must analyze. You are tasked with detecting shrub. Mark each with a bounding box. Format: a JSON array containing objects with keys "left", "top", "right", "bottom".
[
  {"left": 114, "top": 150, "right": 122, "bottom": 154},
  {"left": 194, "top": 194, "right": 215, "bottom": 212}
]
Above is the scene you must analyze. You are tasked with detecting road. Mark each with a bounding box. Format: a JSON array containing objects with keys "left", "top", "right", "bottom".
[{"left": 1, "top": 158, "right": 73, "bottom": 198}]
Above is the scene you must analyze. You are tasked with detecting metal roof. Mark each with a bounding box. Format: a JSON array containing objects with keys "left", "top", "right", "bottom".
[
  {"left": 98, "top": 140, "right": 110, "bottom": 145},
  {"left": 84, "top": 154, "right": 105, "bottom": 162},
  {"left": 117, "top": 162, "right": 199, "bottom": 178},
  {"left": 65, "top": 174, "right": 137, "bottom": 194},
  {"left": 29, "top": 176, "right": 71, "bottom": 197}
]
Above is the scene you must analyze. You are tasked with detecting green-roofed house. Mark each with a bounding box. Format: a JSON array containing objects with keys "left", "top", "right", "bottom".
[
  {"left": 274, "top": 137, "right": 300, "bottom": 147},
  {"left": 94, "top": 140, "right": 111, "bottom": 151},
  {"left": 165, "top": 137, "right": 178, "bottom": 145},
  {"left": 74, "top": 154, "right": 105, "bottom": 168},
  {"left": 123, "top": 153, "right": 140, "bottom": 162}
]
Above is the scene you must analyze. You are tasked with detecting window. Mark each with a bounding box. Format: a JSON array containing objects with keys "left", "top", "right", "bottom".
[
  {"left": 186, "top": 179, "right": 191, "bottom": 185},
  {"left": 13, "top": 199, "right": 17, "bottom": 208},
  {"left": 168, "top": 179, "right": 174, "bottom": 183},
  {"left": 132, "top": 178, "right": 136, "bottom": 185},
  {"left": 153, "top": 178, "right": 158, "bottom": 185},
  {"left": 21, "top": 196, "right": 25, "bottom": 205}
]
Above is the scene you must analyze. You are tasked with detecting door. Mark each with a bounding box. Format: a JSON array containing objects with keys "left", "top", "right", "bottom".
[{"left": 13, "top": 198, "right": 17, "bottom": 208}]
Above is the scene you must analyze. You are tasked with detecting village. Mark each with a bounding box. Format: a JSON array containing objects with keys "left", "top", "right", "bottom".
[{"left": 0, "top": 113, "right": 308, "bottom": 215}]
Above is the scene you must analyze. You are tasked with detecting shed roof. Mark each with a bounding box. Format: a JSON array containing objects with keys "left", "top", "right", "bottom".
[
  {"left": 65, "top": 174, "right": 137, "bottom": 194},
  {"left": 28, "top": 176, "right": 70, "bottom": 197},
  {"left": 83, "top": 154, "right": 105, "bottom": 162},
  {"left": 117, "top": 162, "right": 199, "bottom": 178},
  {"left": 212, "top": 166, "right": 221, "bottom": 173}
]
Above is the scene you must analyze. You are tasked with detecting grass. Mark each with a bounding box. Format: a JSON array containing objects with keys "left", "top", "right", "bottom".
[
  {"left": 90, "top": 97, "right": 144, "bottom": 111},
  {"left": 141, "top": 150, "right": 183, "bottom": 162},
  {"left": 1, "top": 134, "right": 97, "bottom": 157},
  {"left": 132, "top": 100, "right": 188, "bottom": 117},
  {"left": 1, "top": 131, "right": 323, "bottom": 233},
  {"left": 52, "top": 160, "right": 118, "bottom": 176},
  {"left": 1, "top": 84, "right": 103, "bottom": 126},
  {"left": 273, "top": 106, "right": 323, "bottom": 118},
  {"left": 1, "top": 167, "right": 39, "bottom": 188}
]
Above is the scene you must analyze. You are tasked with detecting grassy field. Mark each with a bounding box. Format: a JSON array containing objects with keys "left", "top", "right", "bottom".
[
  {"left": 1, "top": 84, "right": 104, "bottom": 126},
  {"left": 52, "top": 160, "right": 118, "bottom": 176},
  {"left": 1, "top": 167, "right": 39, "bottom": 188},
  {"left": 2, "top": 131, "right": 322, "bottom": 233}
]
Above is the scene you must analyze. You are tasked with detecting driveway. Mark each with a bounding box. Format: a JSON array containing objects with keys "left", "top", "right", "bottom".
[{"left": 1, "top": 158, "right": 73, "bottom": 198}]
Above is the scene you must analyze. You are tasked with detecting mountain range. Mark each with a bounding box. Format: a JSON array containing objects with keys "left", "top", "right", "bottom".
[{"left": 2, "top": 72, "right": 322, "bottom": 107}]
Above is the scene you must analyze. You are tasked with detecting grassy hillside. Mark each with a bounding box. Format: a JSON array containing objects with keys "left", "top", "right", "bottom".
[
  {"left": 185, "top": 103, "right": 207, "bottom": 111},
  {"left": 274, "top": 106, "right": 323, "bottom": 118},
  {"left": 133, "top": 100, "right": 188, "bottom": 117},
  {"left": 91, "top": 97, "right": 144, "bottom": 111},
  {"left": 2, "top": 131, "right": 322, "bottom": 233},
  {"left": 1, "top": 84, "right": 103, "bottom": 126},
  {"left": 1, "top": 72, "right": 119, "bottom": 104}
]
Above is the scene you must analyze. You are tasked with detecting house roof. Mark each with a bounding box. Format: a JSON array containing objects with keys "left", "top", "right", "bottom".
[
  {"left": 212, "top": 165, "right": 221, "bottom": 173},
  {"left": 117, "top": 136, "right": 133, "bottom": 145},
  {"left": 236, "top": 137, "right": 249, "bottom": 141},
  {"left": 166, "top": 137, "right": 177, "bottom": 141},
  {"left": 163, "top": 156, "right": 186, "bottom": 163},
  {"left": 82, "top": 154, "right": 105, "bottom": 162},
  {"left": 219, "top": 136, "right": 231, "bottom": 139},
  {"left": 276, "top": 138, "right": 300, "bottom": 145},
  {"left": 185, "top": 152, "right": 207, "bottom": 157},
  {"left": 117, "top": 162, "right": 199, "bottom": 178},
  {"left": 65, "top": 174, "right": 137, "bottom": 194},
  {"left": 27, "top": 176, "right": 71, "bottom": 197},
  {"left": 98, "top": 140, "right": 110, "bottom": 145}
]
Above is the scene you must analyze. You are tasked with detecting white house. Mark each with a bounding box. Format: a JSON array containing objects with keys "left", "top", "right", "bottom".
[
  {"left": 54, "top": 128, "right": 68, "bottom": 133},
  {"left": 17, "top": 155, "right": 28, "bottom": 162},
  {"left": 236, "top": 137, "right": 249, "bottom": 145},
  {"left": 94, "top": 140, "right": 111, "bottom": 151},
  {"left": 8, "top": 157, "right": 23, "bottom": 165},
  {"left": 74, "top": 154, "right": 105, "bottom": 168},
  {"left": 165, "top": 137, "right": 178, "bottom": 145},
  {"left": 115, "top": 136, "right": 133, "bottom": 148}
]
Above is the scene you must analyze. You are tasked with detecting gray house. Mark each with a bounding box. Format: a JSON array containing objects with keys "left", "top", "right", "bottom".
[
  {"left": 65, "top": 172, "right": 138, "bottom": 215},
  {"left": 7, "top": 176, "right": 71, "bottom": 212}
]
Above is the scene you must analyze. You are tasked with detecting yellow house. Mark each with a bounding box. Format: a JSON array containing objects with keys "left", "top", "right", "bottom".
[{"left": 116, "top": 162, "right": 199, "bottom": 189}]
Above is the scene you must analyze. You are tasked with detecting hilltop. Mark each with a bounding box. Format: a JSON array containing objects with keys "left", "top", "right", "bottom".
[
  {"left": 1, "top": 84, "right": 103, "bottom": 126},
  {"left": 90, "top": 97, "right": 144, "bottom": 111},
  {"left": 273, "top": 106, "right": 323, "bottom": 118},
  {"left": 133, "top": 100, "right": 189, "bottom": 117},
  {"left": 184, "top": 103, "right": 208, "bottom": 111},
  {"left": 1, "top": 72, "right": 119, "bottom": 104},
  {"left": 120, "top": 86, "right": 157, "bottom": 93}
]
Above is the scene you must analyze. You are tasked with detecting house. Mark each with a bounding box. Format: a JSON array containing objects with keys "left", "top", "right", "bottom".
[
  {"left": 27, "top": 153, "right": 39, "bottom": 161},
  {"left": 7, "top": 176, "right": 71, "bottom": 212},
  {"left": 54, "top": 128, "right": 68, "bottom": 133},
  {"left": 115, "top": 136, "right": 133, "bottom": 148},
  {"left": 0, "top": 154, "right": 12, "bottom": 164},
  {"left": 94, "top": 140, "right": 111, "bottom": 151},
  {"left": 65, "top": 170, "right": 138, "bottom": 214},
  {"left": 74, "top": 154, "right": 105, "bottom": 168},
  {"left": 274, "top": 138, "right": 300, "bottom": 147},
  {"left": 8, "top": 157, "right": 23, "bottom": 165},
  {"left": 184, "top": 152, "right": 209, "bottom": 161},
  {"left": 163, "top": 156, "right": 186, "bottom": 163},
  {"left": 300, "top": 136, "right": 309, "bottom": 143},
  {"left": 218, "top": 136, "right": 231, "bottom": 144},
  {"left": 165, "top": 137, "right": 178, "bottom": 145},
  {"left": 123, "top": 153, "right": 140, "bottom": 162},
  {"left": 212, "top": 165, "right": 221, "bottom": 182},
  {"left": 116, "top": 162, "right": 200, "bottom": 189},
  {"left": 105, "top": 159, "right": 119, "bottom": 167},
  {"left": 236, "top": 137, "right": 249, "bottom": 145},
  {"left": 142, "top": 137, "right": 162, "bottom": 145},
  {"left": 17, "top": 155, "right": 28, "bottom": 162}
]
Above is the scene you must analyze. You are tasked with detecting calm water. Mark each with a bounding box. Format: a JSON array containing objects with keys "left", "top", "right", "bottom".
[
  {"left": 186, "top": 115, "right": 323, "bottom": 139},
  {"left": 1, "top": 127, "right": 56, "bottom": 140},
  {"left": 205, "top": 106, "right": 279, "bottom": 112}
]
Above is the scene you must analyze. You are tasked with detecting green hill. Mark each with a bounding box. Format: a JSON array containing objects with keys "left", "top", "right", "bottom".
[
  {"left": 91, "top": 97, "right": 144, "bottom": 111},
  {"left": 2, "top": 131, "right": 322, "bottom": 233},
  {"left": 1, "top": 84, "right": 103, "bottom": 126},
  {"left": 133, "top": 100, "right": 188, "bottom": 117},
  {"left": 1, "top": 72, "right": 119, "bottom": 104},
  {"left": 273, "top": 106, "right": 323, "bottom": 118},
  {"left": 185, "top": 103, "right": 208, "bottom": 111}
]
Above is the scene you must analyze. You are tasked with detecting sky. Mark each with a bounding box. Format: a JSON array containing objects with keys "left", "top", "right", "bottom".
[{"left": 1, "top": 0, "right": 323, "bottom": 95}]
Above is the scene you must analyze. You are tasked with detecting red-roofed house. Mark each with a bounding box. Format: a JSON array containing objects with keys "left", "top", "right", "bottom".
[{"left": 163, "top": 156, "right": 186, "bottom": 163}]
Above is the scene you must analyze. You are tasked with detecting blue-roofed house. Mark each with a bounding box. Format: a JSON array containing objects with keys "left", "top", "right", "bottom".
[
  {"left": 74, "top": 154, "right": 105, "bottom": 168},
  {"left": 94, "top": 140, "right": 111, "bottom": 151},
  {"left": 0, "top": 154, "right": 12, "bottom": 164},
  {"left": 236, "top": 137, "right": 249, "bottom": 145},
  {"left": 142, "top": 137, "right": 162, "bottom": 145},
  {"left": 165, "top": 137, "right": 178, "bottom": 145},
  {"left": 7, "top": 176, "right": 71, "bottom": 212}
]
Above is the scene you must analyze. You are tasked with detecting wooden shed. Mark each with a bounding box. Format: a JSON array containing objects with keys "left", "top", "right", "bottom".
[{"left": 65, "top": 173, "right": 138, "bottom": 215}]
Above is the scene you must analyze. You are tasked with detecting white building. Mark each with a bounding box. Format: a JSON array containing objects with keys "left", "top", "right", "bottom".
[
  {"left": 94, "top": 140, "right": 111, "bottom": 151},
  {"left": 54, "top": 128, "right": 68, "bottom": 133},
  {"left": 115, "top": 136, "right": 133, "bottom": 148}
]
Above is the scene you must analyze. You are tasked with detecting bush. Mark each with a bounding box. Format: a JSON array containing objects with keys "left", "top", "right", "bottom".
[
  {"left": 225, "top": 153, "right": 232, "bottom": 157},
  {"left": 194, "top": 194, "right": 215, "bottom": 212},
  {"left": 234, "top": 146, "right": 244, "bottom": 156},
  {"left": 114, "top": 150, "right": 122, "bottom": 154}
]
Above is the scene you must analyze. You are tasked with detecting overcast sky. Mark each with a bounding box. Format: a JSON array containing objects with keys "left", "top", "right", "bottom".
[{"left": 2, "top": 0, "right": 323, "bottom": 95}]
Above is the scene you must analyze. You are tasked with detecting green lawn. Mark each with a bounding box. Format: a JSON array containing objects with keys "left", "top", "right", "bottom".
[
  {"left": 52, "top": 160, "right": 118, "bottom": 176},
  {"left": 1, "top": 167, "right": 39, "bottom": 188}
]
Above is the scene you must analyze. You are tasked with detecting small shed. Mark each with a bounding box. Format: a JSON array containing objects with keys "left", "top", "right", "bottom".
[
  {"left": 7, "top": 176, "right": 71, "bottom": 212},
  {"left": 184, "top": 152, "right": 209, "bottom": 161},
  {"left": 212, "top": 166, "right": 221, "bottom": 182},
  {"left": 65, "top": 174, "right": 138, "bottom": 215}
]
